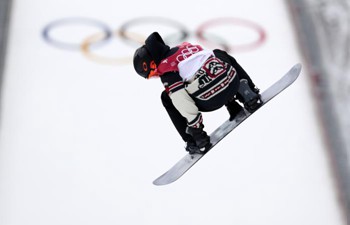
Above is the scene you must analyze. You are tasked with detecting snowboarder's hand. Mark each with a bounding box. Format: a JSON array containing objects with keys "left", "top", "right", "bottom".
[{"left": 186, "top": 124, "right": 211, "bottom": 150}]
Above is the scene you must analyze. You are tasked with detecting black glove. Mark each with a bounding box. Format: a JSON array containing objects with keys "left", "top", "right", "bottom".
[{"left": 186, "top": 124, "right": 211, "bottom": 151}]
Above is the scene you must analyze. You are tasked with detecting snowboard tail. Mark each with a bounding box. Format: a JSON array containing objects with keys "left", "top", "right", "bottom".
[{"left": 153, "top": 64, "right": 302, "bottom": 186}]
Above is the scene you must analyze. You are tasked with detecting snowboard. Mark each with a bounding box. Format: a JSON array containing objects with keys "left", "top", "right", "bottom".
[{"left": 153, "top": 63, "right": 302, "bottom": 186}]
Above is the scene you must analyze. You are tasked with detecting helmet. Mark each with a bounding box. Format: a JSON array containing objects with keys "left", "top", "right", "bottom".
[{"left": 133, "top": 45, "right": 157, "bottom": 79}]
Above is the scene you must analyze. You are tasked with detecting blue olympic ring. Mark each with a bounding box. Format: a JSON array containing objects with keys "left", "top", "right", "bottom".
[{"left": 42, "top": 17, "right": 112, "bottom": 50}]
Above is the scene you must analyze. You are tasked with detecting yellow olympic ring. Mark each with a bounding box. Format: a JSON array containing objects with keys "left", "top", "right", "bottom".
[{"left": 81, "top": 30, "right": 145, "bottom": 65}]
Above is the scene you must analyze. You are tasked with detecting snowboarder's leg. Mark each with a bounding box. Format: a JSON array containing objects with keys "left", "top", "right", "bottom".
[
  {"left": 226, "top": 55, "right": 262, "bottom": 112},
  {"left": 161, "top": 91, "right": 202, "bottom": 154},
  {"left": 225, "top": 99, "right": 243, "bottom": 121},
  {"left": 161, "top": 91, "right": 191, "bottom": 142},
  {"left": 214, "top": 49, "right": 259, "bottom": 92},
  {"left": 214, "top": 49, "right": 261, "bottom": 114},
  {"left": 235, "top": 64, "right": 259, "bottom": 93}
]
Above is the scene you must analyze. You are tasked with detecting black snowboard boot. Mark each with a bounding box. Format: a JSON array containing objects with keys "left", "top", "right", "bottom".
[
  {"left": 185, "top": 140, "right": 211, "bottom": 154},
  {"left": 185, "top": 140, "right": 201, "bottom": 154},
  {"left": 185, "top": 125, "right": 212, "bottom": 154},
  {"left": 237, "top": 79, "right": 262, "bottom": 113}
]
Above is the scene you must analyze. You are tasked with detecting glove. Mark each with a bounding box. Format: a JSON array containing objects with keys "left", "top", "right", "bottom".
[{"left": 186, "top": 124, "right": 211, "bottom": 151}]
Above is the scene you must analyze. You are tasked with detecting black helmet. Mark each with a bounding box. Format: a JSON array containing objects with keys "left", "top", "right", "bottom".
[
  {"left": 133, "top": 32, "right": 170, "bottom": 79},
  {"left": 133, "top": 45, "right": 154, "bottom": 79}
]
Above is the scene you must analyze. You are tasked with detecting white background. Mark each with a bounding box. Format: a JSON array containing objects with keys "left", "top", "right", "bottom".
[{"left": 0, "top": 0, "right": 345, "bottom": 224}]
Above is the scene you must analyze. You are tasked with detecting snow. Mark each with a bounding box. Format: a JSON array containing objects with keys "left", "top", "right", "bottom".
[{"left": 0, "top": 0, "right": 345, "bottom": 224}]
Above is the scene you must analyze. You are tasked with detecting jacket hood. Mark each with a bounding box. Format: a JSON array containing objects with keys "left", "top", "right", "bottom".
[{"left": 144, "top": 32, "right": 170, "bottom": 65}]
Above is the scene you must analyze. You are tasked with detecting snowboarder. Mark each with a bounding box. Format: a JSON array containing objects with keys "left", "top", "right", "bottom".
[{"left": 133, "top": 32, "right": 262, "bottom": 154}]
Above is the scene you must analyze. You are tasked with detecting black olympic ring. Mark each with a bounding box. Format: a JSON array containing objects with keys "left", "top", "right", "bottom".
[
  {"left": 118, "top": 17, "right": 189, "bottom": 47},
  {"left": 42, "top": 17, "right": 267, "bottom": 65},
  {"left": 81, "top": 17, "right": 191, "bottom": 64}
]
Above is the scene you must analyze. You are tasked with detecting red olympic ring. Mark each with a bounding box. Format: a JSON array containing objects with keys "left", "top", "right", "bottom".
[
  {"left": 196, "top": 17, "right": 267, "bottom": 52},
  {"left": 42, "top": 17, "right": 267, "bottom": 65}
]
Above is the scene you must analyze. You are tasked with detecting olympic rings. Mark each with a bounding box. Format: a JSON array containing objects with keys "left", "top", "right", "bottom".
[
  {"left": 119, "top": 17, "right": 189, "bottom": 46},
  {"left": 81, "top": 30, "right": 137, "bottom": 65},
  {"left": 42, "top": 17, "right": 112, "bottom": 50},
  {"left": 196, "top": 17, "right": 267, "bottom": 52},
  {"left": 42, "top": 17, "right": 267, "bottom": 65},
  {"left": 81, "top": 17, "right": 189, "bottom": 65}
]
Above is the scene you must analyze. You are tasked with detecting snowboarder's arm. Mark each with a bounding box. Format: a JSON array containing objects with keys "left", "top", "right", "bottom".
[
  {"left": 161, "top": 73, "right": 202, "bottom": 128},
  {"left": 161, "top": 72, "right": 211, "bottom": 151},
  {"left": 170, "top": 89, "right": 203, "bottom": 127}
]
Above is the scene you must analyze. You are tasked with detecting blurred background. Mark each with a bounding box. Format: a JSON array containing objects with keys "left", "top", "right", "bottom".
[{"left": 0, "top": 0, "right": 348, "bottom": 224}]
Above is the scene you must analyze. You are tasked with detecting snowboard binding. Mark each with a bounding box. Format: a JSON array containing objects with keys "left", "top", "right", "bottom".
[
  {"left": 185, "top": 140, "right": 211, "bottom": 155},
  {"left": 237, "top": 79, "right": 262, "bottom": 113}
]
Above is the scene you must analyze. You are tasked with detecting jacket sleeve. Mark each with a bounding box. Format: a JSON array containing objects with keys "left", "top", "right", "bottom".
[{"left": 161, "top": 72, "right": 203, "bottom": 128}]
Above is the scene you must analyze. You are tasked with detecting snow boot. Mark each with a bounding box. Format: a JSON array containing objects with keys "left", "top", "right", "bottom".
[{"left": 237, "top": 79, "right": 262, "bottom": 113}]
